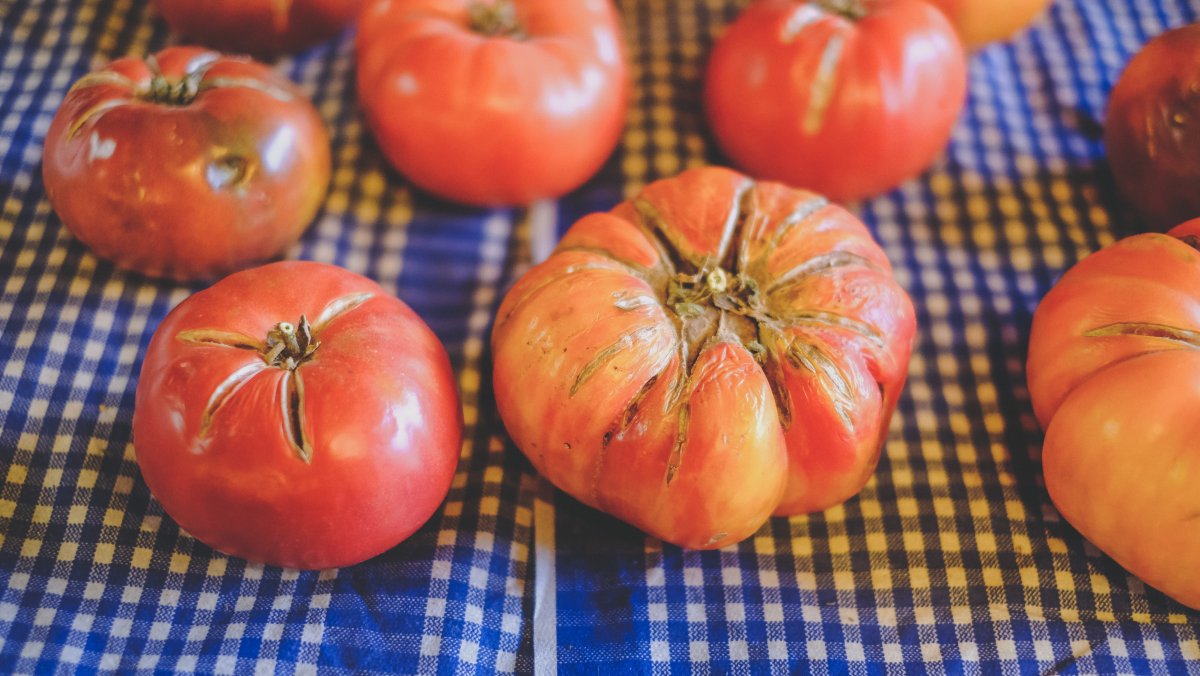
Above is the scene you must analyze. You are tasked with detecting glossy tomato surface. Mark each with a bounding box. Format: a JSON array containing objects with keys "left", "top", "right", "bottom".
[
  {"left": 356, "top": 0, "right": 629, "bottom": 206},
  {"left": 1027, "top": 220, "right": 1200, "bottom": 609},
  {"left": 152, "top": 0, "right": 369, "bottom": 56},
  {"left": 1106, "top": 24, "right": 1200, "bottom": 229},
  {"left": 704, "top": 0, "right": 967, "bottom": 203},
  {"left": 926, "top": 0, "right": 1051, "bottom": 49},
  {"left": 492, "top": 167, "right": 916, "bottom": 549},
  {"left": 133, "top": 261, "right": 462, "bottom": 569},
  {"left": 43, "top": 47, "right": 331, "bottom": 281}
]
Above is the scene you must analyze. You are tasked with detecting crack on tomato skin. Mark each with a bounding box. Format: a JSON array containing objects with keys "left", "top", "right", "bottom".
[
  {"left": 494, "top": 260, "right": 626, "bottom": 333},
  {"left": 556, "top": 244, "right": 659, "bottom": 283},
  {"left": 763, "top": 250, "right": 880, "bottom": 295},
  {"left": 703, "top": 531, "right": 728, "bottom": 547},
  {"left": 176, "top": 329, "right": 265, "bottom": 352},
  {"left": 803, "top": 33, "right": 848, "bottom": 135},
  {"left": 280, "top": 370, "right": 313, "bottom": 463},
  {"left": 570, "top": 325, "right": 661, "bottom": 397},
  {"left": 1084, "top": 322, "right": 1200, "bottom": 349},
  {"left": 775, "top": 309, "right": 887, "bottom": 349},
  {"left": 783, "top": 337, "right": 856, "bottom": 428},
  {"left": 198, "top": 361, "right": 267, "bottom": 437},
  {"left": 197, "top": 77, "right": 297, "bottom": 103},
  {"left": 64, "top": 99, "right": 129, "bottom": 141},
  {"left": 716, "top": 182, "right": 757, "bottom": 271},
  {"left": 665, "top": 403, "right": 691, "bottom": 485},
  {"left": 631, "top": 198, "right": 691, "bottom": 275},
  {"left": 314, "top": 292, "right": 375, "bottom": 331}
]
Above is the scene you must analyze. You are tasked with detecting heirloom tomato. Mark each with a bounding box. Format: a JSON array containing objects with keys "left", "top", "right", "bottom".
[
  {"left": 1106, "top": 24, "right": 1200, "bottom": 229},
  {"left": 152, "top": 0, "right": 369, "bottom": 56},
  {"left": 492, "top": 167, "right": 916, "bottom": 549},
  {"left": 356, "top": 0, "right": 629, "bottom": 206},
  {"left": 133, "top": 261, "right": 462, "bottom": 569},
  {"left": 1027, "top": 220, "right": 1200, "bottom": 610},
  {"left": 704, "top": 0, "right": 967, "bottom": 203},
  {"left": 925, "top": 0, "right": 1052, "bottom": 49},
  {"left": 42, "top": 47, "right": 331, "bottom": 281}
]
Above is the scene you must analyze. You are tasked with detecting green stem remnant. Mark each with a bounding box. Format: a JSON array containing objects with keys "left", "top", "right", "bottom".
[
  {"left": 816, "top": 0, "right": 866, "bottom": 21},
  {"left": 265, "top": 316, "right": 320, "bottom": 370},
  {"left": 469, "top": 0, "right": 525, "bottom": 39}
]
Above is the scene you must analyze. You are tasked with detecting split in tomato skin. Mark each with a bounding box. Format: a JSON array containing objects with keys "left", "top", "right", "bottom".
[
  {"left": 133, "top": 261, "right": 462, "bottom": 570},
  {"left": 356, "top": 0, "right": 630, "bottom": 207},
  {"left": 1027, "top": 219, "right": 1200, "bottom": 610},
  {"left": 704, "top": 0, "right": 967, "bottom": 204},
  {"left": 42, "top": 47, "right": 331, "bottom": 281},
  {"left": 492, "top": 167, "right": 916, "bottom": 550}
]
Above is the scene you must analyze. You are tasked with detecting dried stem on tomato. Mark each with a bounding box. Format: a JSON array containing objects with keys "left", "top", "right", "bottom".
[
  {"left": 174, "top": 293, "right": 375, "bottom": 463},
  {"left": 469, "top": 0, "right": 525, "bottom": 39}
]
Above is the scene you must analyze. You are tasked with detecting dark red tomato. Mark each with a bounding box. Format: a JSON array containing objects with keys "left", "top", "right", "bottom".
[
  {"left": 133, "top": 261, "right": 462, "bottom": 569},
  {"left": 1106, "top": 24, "right": 1200, "bottom": 229},
  {"left": 704, "top": 0, "right": 967, "bottom": 203},
  {"left": 152, "top": 0, "right": 370, "bottom": 56},
  {"left": 492, "top": 167, "right": 916, "bottom": 549},
  {"left": 42, "top": 47, "right": 331, "bottom": 281},
  {"left": 356, "top": 0, "right": 629, "bottom": 206}
]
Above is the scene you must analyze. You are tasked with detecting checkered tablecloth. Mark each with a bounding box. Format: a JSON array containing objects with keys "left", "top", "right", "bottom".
[{"left": 2, "top": 0, "right": 1199, "bottom": 673}]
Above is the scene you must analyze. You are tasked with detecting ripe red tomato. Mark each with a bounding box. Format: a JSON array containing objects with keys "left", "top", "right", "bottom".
[
  {"left": 152, "top": 0, "right": 369, "bottom": 56},
  {"left": 356, "top": 0, "right": 629, "bottom": 206},
  {"left": 133, "top": 261, "right": 462, "bottom": 569},
  {"left": 492, "top": 167, "right": 915, "bottom": 549},
  {"left": 1027, "top": 220, "right": 1200, "bottom": 610},
  {"left": 704, "top": 0, "right": 967, "bottom": 203},
  {"left": 1106, "top": 24, "right": 1200, "bottom": 229},
  {"left": 925, "top": 0, "right": 1052, "bottom": 49},
  {"left": 42, "top": 47, "right": 331, "bottom": 281}
]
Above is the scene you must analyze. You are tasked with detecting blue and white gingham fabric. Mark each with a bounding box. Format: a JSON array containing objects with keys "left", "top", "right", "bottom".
[{"left": 1, "top": 0, "right": 1199, "bottom": 672}]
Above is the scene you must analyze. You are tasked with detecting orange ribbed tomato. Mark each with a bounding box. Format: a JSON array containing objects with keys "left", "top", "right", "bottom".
[
  {"left": 926, "top": 0, "right": 1052, "bottom": 49},
  {"left": 492, "top": 167, "right": 916, "bottom": 549},
  {"left": 1028, "top": 219, "right": 1200, "bottom": 610}
]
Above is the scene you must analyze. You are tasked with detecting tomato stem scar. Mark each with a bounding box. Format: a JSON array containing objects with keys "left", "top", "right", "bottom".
[{"left": 469, "top": 0, "right": 525, "bottom": 39}]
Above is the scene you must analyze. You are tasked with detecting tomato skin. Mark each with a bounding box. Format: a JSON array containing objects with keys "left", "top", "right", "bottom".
[
  {"left": 492, "top": 167, "right": 915, "bottom": 549},
  {"left": 925, "top": 0, "right": 1052, "bottom": 49},
  {"left": 1027, "top": 219, "right": 1200, "bottom": 609},
  {"left": 152, "top": 0, "right": 369, "bottom": 56},
  {"left": 703, "top": 0, "right": 966, "bottom": 203},
  {"left": 133, "top": 261, "right": 462, "bottom": 569},
  {"left": 356, "top": 0, "right": 629, "bottom": 206},
  {"left": 42, "top": 47, "right": 331, "bottom": 281},
  {"left": 1106, "top": 25, "right": 1200, "bottom": 229}
]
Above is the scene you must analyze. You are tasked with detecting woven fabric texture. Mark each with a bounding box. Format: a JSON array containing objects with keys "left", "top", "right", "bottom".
[{"left": 1, "top": 0, "right": 1199, "bottom": 673}]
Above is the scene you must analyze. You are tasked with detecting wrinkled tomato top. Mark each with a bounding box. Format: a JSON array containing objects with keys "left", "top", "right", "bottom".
[{"left": 492, "top": 167, "right": 916, "bottom": 549}]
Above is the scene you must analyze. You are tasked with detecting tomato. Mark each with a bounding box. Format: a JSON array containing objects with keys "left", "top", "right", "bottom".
[
  {"left": 1106, "top": 24, "right": 1200, "bottom": 229},
  {"left": 42, "top": 47, "right": 331, "bottom": 281},
  {"left": 356, "top": 0, "right": 629, "bottom": 206},
  {"left": 491, "top": 167, "right": 915, "bottom": 549},
  {"left": 703, "top": 0, "right": 966, "bottom": 203},
  {"left": 925, "top": 0, "right": 1052, "bottom": 49},
  {"left": 133, "top": 261, "right": 462, "bottom": 569},
  {"left": 1027, "top": 220, "right": 1200, "bottom": 609},
  {"left": 152, "top": 0, "right": 369, "bottom": 56}
]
